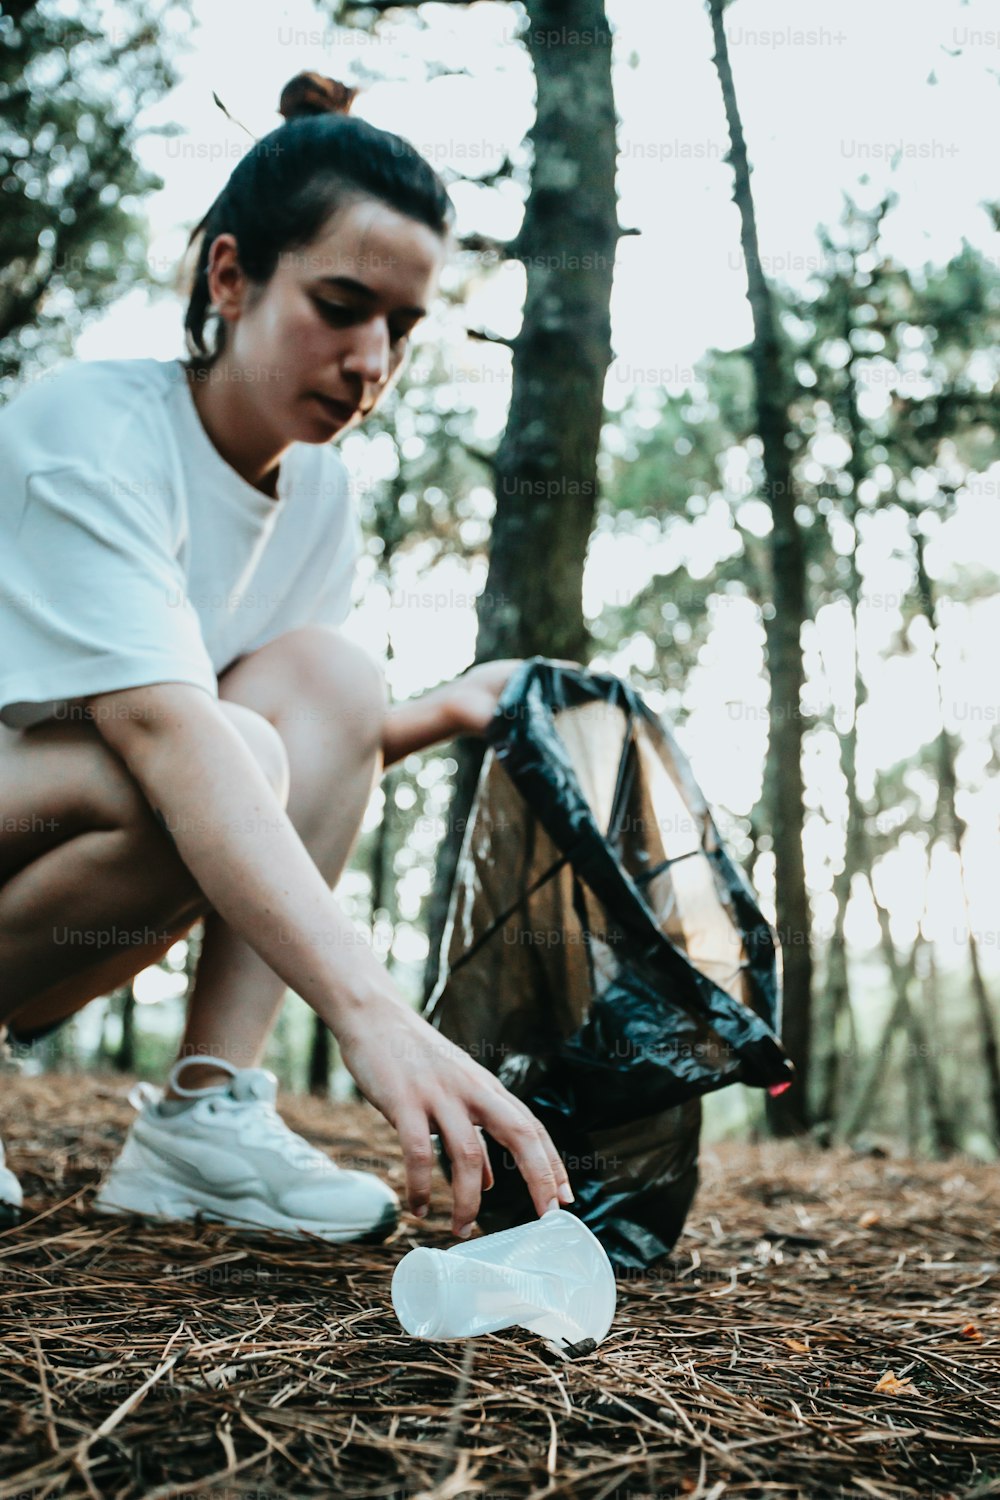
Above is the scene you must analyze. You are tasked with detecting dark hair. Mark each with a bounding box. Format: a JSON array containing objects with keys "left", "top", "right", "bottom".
[{"left": 184, "top": 72, "right": 454, "bottom": 366}]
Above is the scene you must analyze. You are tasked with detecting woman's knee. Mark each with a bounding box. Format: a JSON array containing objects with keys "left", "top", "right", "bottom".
[
  {"left": 217, "top": 702, "right": 291, "bottom": 808},
  {"left": 221, "top": 628, "right": 387, "bottom": 764},
  {"left": 84, "top": 702, "right": 290, "bottom": 833}
]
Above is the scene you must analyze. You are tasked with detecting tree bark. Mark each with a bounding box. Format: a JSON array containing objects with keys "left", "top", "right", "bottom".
[
  {"left": 708, "top": 0, "right": 812, "bottom": 1133},
  {"left": 474, "top": 0, "right": 617, "bottom": 665}
]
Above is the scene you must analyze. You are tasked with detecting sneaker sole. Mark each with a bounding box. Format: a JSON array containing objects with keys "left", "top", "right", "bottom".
[{"left": 93, "top": 1174, "right": 399, "bottom": 1245}]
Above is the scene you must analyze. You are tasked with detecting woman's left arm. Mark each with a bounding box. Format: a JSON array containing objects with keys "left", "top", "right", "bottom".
[{"left": 381, "top": 659, "right": 523, "bottom": 768}]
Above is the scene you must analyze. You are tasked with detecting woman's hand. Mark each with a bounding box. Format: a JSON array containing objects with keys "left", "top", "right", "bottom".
[
  {"left": 383, "top": 658, "right": 585, "bottom": 765},
  {"left": 445, "top": 658, "right": 525, "bottom": 737},
  {"left": 334, "top": 992, "right": 573, "bottom": 1236},
  {"left": 382, "top": 660, "right": 524, "bottom": 767}
]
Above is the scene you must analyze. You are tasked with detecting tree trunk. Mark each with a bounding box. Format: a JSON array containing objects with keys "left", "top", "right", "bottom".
[
  {"left": 308, "top": 1017, "right": 331, "bottom": 1097},
  {"left": 812, "top": 881, "right": 850, "bottom": 1131},
  {"left": 874, "top": 914, "right": 953, "bottom": 1154},
  {"left": 708, "top": 0, "right": 812, "bottom": 1133},
  {"left": 424, "top": 0, "right": 621, "bottom": 998},
  {"left": 814, "top": 301, "right": 869, "bottom": 1130},
  {"left": 839, "top": 940, "right": 919, "bottom": 1141},
  {"left": 868, "top": 746, "right": 956, "bottom": 1153},
  {"left": 114, "top": 983, "right": 137, "bottom": 1073},
  {"left": 918, "top": 944, "right": 954, "bottom": 1153},
  {"left": 370, "top": 502, "right": 401, "bottom": 977},
  {"left": 912, "top": 523, "right": 1000, "bottom": 1146},
  {"left": 838, "top": 839, "right": 955, "bottom": 1151},
  {"left": 474, "top": 0, "right": 617, "bottom": 665},
  {"left": 903, "top": 982, "right": 955, "bottom": 1158},
  {"left": 370, "top": 764, "right": 398, "bottom": 961}
]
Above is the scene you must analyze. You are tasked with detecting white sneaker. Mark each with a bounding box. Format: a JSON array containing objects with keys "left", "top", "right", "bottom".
[
  {"left": 0, "top": 1134, "right": 23, "bottom": 1227},
  {"left": 94, "top": 1058, "right": 399, "bottom": 1243}
]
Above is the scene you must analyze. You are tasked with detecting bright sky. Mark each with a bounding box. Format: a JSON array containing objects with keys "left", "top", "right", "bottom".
[
  {"left": 71, "top": 0, "right": 1000, "bottom": 973},
  {"left": 82, "top": 0, "right": 1000, "bottom": 369}
]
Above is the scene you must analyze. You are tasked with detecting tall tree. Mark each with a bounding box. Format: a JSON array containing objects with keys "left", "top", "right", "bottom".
[
  {"left": 472, "top": 0, "right": 620, "bottom": 665},
  {"left": 707, "top": 0, "right": 812, "bottom": 1131}
]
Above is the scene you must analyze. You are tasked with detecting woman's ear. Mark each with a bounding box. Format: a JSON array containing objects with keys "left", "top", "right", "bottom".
[{"left": 205, "top": 233, "right": 249, "bottom": 325}]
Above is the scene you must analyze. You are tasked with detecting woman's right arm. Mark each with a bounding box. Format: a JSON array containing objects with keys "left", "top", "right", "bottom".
[{"left": 85, "top": 680, "right": 572, "bottom": 1233}]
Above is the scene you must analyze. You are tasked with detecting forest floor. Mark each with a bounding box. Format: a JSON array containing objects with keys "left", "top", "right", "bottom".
[{"left": 1, "top": 1071, "right": 998, "bottom": 1500}]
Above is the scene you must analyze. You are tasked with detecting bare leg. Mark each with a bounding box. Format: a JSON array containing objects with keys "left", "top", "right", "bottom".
[
  {"left": 0, "top": 629, "right": 383, "bottom": 1074},
  {"left": 173, "top": 628, "right": 385, "bottom": 1090},
  {"left": 0, "top": 695, "right": 288, "bottom": 1032}
]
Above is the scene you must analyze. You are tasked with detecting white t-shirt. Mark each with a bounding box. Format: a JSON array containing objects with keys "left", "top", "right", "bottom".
[{"left": 0, "top": 357, "right": 362, "bottom": 729}]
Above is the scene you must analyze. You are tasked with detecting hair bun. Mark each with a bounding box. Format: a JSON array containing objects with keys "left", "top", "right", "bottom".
[{"left": 279, "top": 73, "right": 358, "bottom": 121}]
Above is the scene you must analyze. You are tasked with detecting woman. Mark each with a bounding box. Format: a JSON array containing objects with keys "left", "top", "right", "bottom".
[{"left": 0, "top": 73, "right": 573, "bottom": 1243}]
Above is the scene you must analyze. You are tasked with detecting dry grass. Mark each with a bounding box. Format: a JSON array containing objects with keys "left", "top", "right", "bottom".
[{"left": 1, "top": 1071, "right": 999, "bottom": 1500}]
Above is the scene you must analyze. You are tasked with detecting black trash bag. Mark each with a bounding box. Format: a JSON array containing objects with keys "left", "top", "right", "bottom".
[{"left": 424, "top": 658, "right": 793, "bottom": 1271}]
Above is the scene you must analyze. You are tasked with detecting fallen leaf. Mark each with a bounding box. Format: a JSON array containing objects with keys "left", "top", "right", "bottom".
[
  {"left": 858, "top": 1210, "right": 880, "bottom": 1229},
  {"left": 873, "top": 1371, "right": 919, "bottom": 1396},
  {"left": 959, "top": 1323, "right": 983, "bottom": 1341},
  {"left": 783, "top": 1338, "right": 810, "bottom": 1354}
]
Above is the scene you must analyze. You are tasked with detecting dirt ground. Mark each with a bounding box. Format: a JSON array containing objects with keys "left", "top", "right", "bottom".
[{"left": 1, "top": 1070, "right": 998, "bottom": 1500}]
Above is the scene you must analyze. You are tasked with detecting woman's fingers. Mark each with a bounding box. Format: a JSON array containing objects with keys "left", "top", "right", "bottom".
[
  {"left": 433, "top": 1108, "right": 492, "bottom": 1236},
  {"left": 395, "top": 1107, "right": 436, "bottom": 1220},
  {"left": 371, "top": 1015, "right": 571, "bottom": 1234},
  {"left": 476, "top": 1095, "right": 571, "bottom": 1221},
  {"left": 417, "top": 1101, "right": 567, "bottom": 1237}
]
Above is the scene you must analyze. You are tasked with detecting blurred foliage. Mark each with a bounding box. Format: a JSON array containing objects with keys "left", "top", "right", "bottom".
[
  {"left": 586, "top": 194, "right": 1000, "bottom": 1148},
  {"left": 596, "top": 195, "right": 1000, "bottom": 715},
  {"left": 0, "top": 0, "right": 191, "bottom": 400}
]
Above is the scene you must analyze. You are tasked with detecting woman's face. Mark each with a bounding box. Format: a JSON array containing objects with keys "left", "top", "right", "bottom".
[{"left": 205, "top": 196, "right": 448, "bottom": 444}]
